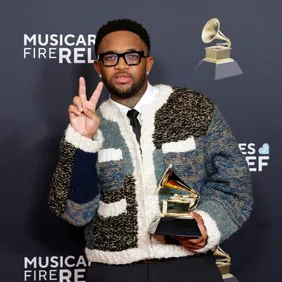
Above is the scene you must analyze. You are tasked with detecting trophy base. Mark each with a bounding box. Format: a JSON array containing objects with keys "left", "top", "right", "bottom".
[
  {"left": 217, "top": 263, "right": 231, "bottom": 275},
  {"left": 222, "top": 274, "right": 239, "bottom": 281},
  {"left": 204, "top": 46, "right": 232, "bottom": 64},
  {"left": 152, "top": 217, "right": 201, "bottom": 238},
  {"left": 194, "top": 59, "right": 243, "bottom": 80}
]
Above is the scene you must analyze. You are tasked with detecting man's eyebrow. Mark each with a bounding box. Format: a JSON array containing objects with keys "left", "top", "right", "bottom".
[
  {"left": 101, "top": 50, "right": 116, "bottom": 54},
  {"left": 100, "top": 48, "right": 139, "bottom": 54},
  {"left": 127, "top": 48, "right": 139, "bottom": 52}
]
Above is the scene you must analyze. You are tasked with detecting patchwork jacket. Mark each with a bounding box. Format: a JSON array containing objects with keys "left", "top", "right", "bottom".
[{"left": 49, "top": 84, "right": 252, "bottom": 265}]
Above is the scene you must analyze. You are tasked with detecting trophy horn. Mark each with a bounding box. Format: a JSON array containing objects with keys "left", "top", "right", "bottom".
[
  {"left": 149, "top": 164, "right": 202, "bottom": 238},
  {"left": 156, "top": 164, "right": 199, "bottom": 210},
  {"left": 201, "top": 18, "right": 231, "bottom": 48}
]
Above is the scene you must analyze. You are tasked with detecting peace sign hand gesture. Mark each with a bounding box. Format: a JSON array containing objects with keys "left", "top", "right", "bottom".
[{"left": 68, "top": 77, "right": 103, "bottom": 139}]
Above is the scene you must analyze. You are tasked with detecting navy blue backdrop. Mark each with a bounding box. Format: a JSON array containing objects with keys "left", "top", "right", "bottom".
[{"left": 1, "top": 0, "right": 281, "bottom": 281}]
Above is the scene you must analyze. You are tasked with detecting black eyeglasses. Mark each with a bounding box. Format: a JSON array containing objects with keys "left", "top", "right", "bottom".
[{"left": 97, "top": 51, "right": 148, "bottom": 67}]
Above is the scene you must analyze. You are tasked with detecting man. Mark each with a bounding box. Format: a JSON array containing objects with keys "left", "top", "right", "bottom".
[{"left": 49, "top": 19, "right": 252, "bottom": 282}]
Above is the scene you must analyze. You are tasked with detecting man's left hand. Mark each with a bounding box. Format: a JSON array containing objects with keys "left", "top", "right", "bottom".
[{"left": 175, "top": 212, "right": 208, "bottom": 252}]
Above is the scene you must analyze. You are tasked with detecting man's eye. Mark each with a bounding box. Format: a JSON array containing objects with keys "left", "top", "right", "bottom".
[
  {"left": 104, "top": 55, "right": 116, "bottom": 61},
  {"left": 128, "top": 54, "right": 139, "bottom": 59}
]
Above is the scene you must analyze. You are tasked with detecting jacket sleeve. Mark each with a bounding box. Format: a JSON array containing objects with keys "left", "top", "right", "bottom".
[
  {"left": 195, "top": 106, "right": 253, "bottom": 253},
  {"left": 48, "top": 125, "right": 103, "bottom": 227}
]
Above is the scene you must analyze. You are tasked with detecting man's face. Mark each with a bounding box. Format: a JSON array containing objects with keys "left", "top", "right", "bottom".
[{"left": 94, "top": 31, "right": 154, "bottom": 99}]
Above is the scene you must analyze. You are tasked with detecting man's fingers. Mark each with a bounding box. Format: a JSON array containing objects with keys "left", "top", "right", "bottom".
[
  {"left": 68, "top": 104, "right": 81, "bottom": 116},
  {"left": 184, "top": 245, "right": 202, "bottom": 251},
  {"left": 190, "top": 212, "right": 208, "bottom": 241},
  {"left": 89, "top": 82, "right": 103, "bottom": 110},
  {"left": 83, "top": 106, "right": 100, "bottom": 124},
  {"left": 73, "top": 96, "right": 83, "bottom": 112},
  {"left": 178, "top": 236, "right": 204, "bottom": 245},
  {"left": 78, "top": 79, "right": 103, "bottom": 111},
  {"left": 190, "top": 212, "right": 202, "bottom": 224},
  {"left": 79, "top": 77, "right": 87, "bottom": 102},
  {"left": 183, "top": 237, "right": 201, "bottom": 244},
  {"left": 184, "top": 238, "right": 206, "bottom": 247},
  {"left": 177, "top": 237, "right": 206, "bottom": 249},
  {"left": 172, "top": 212, "right": 209, "bottom": 250}
]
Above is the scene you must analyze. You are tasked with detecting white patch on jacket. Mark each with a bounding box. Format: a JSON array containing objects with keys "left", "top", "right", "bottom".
[
  {"left": 162, "top": 136, "right": 196, "bottom": 153},
  {"left": 98, "top": 199, "right": 127, "bottom": 217},
  {"left": 98, "top": 148, "right": 123, "bottom": 163}
]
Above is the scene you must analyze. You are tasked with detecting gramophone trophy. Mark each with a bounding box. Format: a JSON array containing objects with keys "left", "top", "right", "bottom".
[
  {"left": 195, "top": 18, "right": 243, "bottom": 80},
  {"left": 214, "top": 246, "right": 231, "bottom": 276},
  {"left": 149, "top": 164, "right": 201, "bottom": 238},
  {"left": 201, "top": 18, "right": 233, "bottom": 64}
]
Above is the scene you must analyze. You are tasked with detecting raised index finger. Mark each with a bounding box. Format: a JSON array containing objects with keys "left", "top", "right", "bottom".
[
  {"left": 89, "top": 82, "right": 103, "bottom": 110},
  {"left": 79, "top": 77, "right": 87, "bottom": 102}
]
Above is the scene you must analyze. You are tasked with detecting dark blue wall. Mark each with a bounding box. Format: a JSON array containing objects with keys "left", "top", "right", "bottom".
[{"left": 1, "top": 0, "right": 281, "bottom": 281}]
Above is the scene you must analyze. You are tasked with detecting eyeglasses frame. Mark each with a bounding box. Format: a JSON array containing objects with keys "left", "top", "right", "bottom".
[{"left": 97, "top": 50, "right": 148, "bottom": 67}]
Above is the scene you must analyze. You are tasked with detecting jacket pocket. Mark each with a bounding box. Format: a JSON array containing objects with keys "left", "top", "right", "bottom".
[
  {"left": 97, "top": 148, "right": 127, "bottom": 217},
  {"left": 92, "top": 174, "right": 138, "bottom": 251},
  {"left": 97, "top": 198, "right": 127, "bottom": 217},
  {"left": 98, "top": 148, "right": 125, "bottom": 193}
]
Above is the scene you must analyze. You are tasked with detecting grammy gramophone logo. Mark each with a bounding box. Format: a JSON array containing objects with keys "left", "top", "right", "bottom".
[{"left": 195, "top": 18, "right": 243, "bottom": 80}]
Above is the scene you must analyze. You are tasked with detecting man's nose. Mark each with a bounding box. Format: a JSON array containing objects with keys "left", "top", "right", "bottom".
[{"left": 114, "top": 56, "right": 129, "bottom": 70}]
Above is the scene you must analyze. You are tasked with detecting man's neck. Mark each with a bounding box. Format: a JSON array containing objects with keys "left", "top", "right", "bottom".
[{"left": 110, "top": 82, "right": 148, "bottom": 109}]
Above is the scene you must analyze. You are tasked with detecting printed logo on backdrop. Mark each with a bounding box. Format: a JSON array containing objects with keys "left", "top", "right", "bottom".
[
  {"left": 195, "top": 18, "right": 243, "bottom": 80},
  {"left": 239, "top": 143, "right": 270, "bottom": 172},
  {"left": 24, "top": 255, "right": 90, "bottom": 282},
  {"left": 23, "top": 34, "right": 96, "bottom": 63}
]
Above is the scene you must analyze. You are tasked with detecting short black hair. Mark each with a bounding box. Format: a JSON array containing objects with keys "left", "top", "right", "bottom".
[{"left": 95, "top": 19, "right": 151, "bottom": 56}]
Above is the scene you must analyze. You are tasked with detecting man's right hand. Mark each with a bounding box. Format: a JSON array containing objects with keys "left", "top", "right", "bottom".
[{"left": 68, "top": 77, "right": 103, "bottom": 139}]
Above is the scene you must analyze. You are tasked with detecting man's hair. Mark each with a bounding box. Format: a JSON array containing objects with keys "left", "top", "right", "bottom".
[{"left": 95, "top": 19, "right": 151, "bottom": 56}]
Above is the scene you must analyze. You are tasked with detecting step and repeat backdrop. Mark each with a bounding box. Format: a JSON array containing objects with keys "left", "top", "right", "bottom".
[{"left": 1, "top": 0, "right": 281, "bottom": 281}]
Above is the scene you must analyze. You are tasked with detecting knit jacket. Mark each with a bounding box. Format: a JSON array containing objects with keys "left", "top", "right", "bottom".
[{"left": 49, "top": 84, "right": 252, "bottom": 265}]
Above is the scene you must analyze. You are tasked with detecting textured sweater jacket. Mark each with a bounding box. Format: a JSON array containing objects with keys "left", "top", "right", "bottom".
[{"left": 49, "top": 84, "right": 252, "bottom": 265}]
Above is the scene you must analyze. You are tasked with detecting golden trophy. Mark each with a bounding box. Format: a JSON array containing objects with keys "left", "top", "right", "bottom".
[
  {"left": 213, "top": 246, "right": 239, "bottom": 280},
  {"left": 214, "top": 246, "right": 231, "bottom": 275},
  {"left": 149, "top": 164, "right": 201, "bottom": 237},
  {"left": 202, "top": 18, "right": 233, "bottom": 64},
  {"left": 195, "top": 18, "right": 243, "bottom": 80}
]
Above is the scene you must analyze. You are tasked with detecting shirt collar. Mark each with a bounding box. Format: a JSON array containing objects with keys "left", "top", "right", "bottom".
[{"left": 109, "top": 82, "right": 155, "bottom": 115}]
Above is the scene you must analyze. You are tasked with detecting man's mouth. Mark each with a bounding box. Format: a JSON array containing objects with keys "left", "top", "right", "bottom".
[{"left": 113, "top": 73, "right": 132, "bottom": 84}]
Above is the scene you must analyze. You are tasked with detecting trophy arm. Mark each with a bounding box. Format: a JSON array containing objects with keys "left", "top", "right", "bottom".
[{"left": 213, "top": 246, "right": 231, "bottom": 263}]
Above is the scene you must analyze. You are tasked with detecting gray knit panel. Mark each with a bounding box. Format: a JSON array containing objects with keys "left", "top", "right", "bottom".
[
  {"left": 98, "top": 160, "right": 124, "bottom": 192},
  {"left": 62, "top": 195, "right": 100, "bottom": 227},
  {"left": 153, "top": 148, "right": 165, "bottom": 185},
  {"left": 49, "top": 139, "right": 76, "bottom": 216},
  {"left": 153, "top": 87, "right": 214, "bottom": 149},
  {"left": 90, "top": 175, "right": 138, "bottom": 251},
  {"left": 161, "top": 136, "right": 207, "bottom": 193},
  {"left": 198, "top": 107, "right": 253, "bottom": 230},
  {"left": 84, "top": 216, "right": 96, "bottom": 249},
  {"left": 197, "top": 200, "right": 238, "bottom": 242},
  {"left": 97, "top": 114, "right": 133, "bottom": 175}
]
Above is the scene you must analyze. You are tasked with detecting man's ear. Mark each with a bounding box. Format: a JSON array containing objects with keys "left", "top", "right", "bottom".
[
  {"left": 146, "top": 56, "right": 154, "bottom": 74},
  {"left": 94, "top": 60, "right": 101, "bottom": 76}
]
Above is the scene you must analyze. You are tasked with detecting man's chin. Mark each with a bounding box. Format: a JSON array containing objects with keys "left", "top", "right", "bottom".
[
  {"left": 118, "top": 84, "right": 133, "bottom": 93},
  {"left": 105, "top": 78, "right": 145, "bottom": 99},
  {"left": 114, "top": 81, "right": 132, "bottom": 90},
  {"left": 110, "top": 84, "right": 134, "bottom": 97},
  {"left": 113, "top": 90, "right": 134, "bottom": 99}
]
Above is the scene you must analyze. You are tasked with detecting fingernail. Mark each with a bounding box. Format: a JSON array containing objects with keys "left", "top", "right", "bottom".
[{"left": 80, "top": 107, "right": 83, "bottom": 112}]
